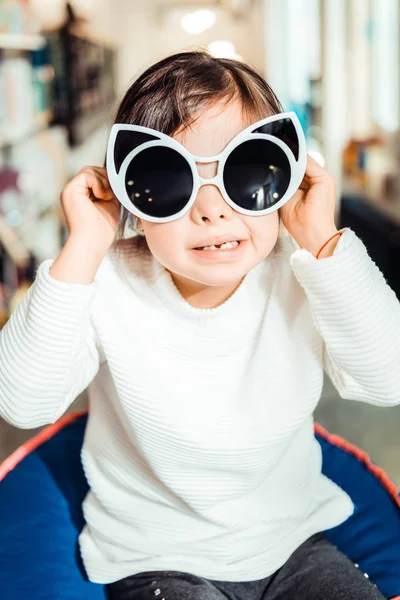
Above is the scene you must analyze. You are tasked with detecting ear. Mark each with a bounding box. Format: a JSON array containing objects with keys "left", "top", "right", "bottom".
[
  {"left": 251, "top": 113, "right": 301, "bottom": 161},
  {"left": 110, "top": 126, "right": 161, "bottom": 174}
]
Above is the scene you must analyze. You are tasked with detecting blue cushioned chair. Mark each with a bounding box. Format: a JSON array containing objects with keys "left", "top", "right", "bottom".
[{"left": 0, "top": 412, "right": 399, "bottom": 600}]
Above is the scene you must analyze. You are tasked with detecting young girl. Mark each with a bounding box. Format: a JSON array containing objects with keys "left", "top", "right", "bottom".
[{"left": 1, "top": 51, "right": 399, "bottom": 600}]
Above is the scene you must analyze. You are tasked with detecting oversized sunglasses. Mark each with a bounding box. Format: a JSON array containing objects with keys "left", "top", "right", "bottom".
[{"left": 106, "top": 111, "right": 307, "bottom": 223}]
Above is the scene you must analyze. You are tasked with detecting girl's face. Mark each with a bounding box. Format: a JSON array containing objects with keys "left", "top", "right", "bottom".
[{"left": 137, "top": 100, "right": 280, "bottom": 308}]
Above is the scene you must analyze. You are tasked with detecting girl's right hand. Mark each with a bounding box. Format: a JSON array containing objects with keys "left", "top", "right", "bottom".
[{"left": 60, "top": 166, "right": 121, "bottom": 255}]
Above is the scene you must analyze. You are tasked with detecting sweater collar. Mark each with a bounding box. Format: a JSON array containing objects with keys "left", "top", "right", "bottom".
[
  {"left": 110, "top": 235, "right": 275, "bottom": 327},
  {"left": 149, "top": 252, "right": 271, "bottom": 326}
]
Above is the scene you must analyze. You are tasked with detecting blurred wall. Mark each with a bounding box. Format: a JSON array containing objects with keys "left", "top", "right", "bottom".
[
  {"left": 104, "top": 0, "right": 265, "bottom": 98},
  {"left": 37, "top": 0, "right": 266, "bottom": 97},
  {"left": 32, "top": 0, "right": 265, "bottom": 103}
]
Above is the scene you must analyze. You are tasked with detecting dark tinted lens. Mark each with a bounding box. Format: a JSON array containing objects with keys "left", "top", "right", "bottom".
[
  {"left": 114, "top": 130, "right": 159, "bottom": 173},
  {"left": 124, "top": 146, "right": 193, "bottom": 218},
  {"left": 223, "top": 139, "right": 291, "bottom": 211},
  {"left": 252, "top": 117, "right": 299, "bottom": 161}
]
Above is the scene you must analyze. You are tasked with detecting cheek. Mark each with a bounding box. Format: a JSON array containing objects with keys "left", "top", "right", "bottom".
[
  {"left": 247, "top": 212, "right": 280, "bottom": 251},
  {"left": 144, "top": 225, "right": 183, "bottom": 267}
]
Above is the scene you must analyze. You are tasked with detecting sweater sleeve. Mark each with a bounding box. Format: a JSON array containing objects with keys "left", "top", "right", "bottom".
[
  {"left": 289, "top": 227, "right": 400, "bottom": 407},
  {"left": 0, "top": 259, "right": 101, "bottom": 429}
]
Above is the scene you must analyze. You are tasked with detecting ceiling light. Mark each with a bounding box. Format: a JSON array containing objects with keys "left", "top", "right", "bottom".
[
  {"left": 181, "top": 9, "right": 216, "bottom": 35},
  {"left": 208, "top": 40, "right": 241, "bottom": 59}
]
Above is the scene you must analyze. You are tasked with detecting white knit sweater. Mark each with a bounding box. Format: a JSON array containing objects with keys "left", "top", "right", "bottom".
[{"left": 0, "top": 226, "right": 399, "bottom": 584}]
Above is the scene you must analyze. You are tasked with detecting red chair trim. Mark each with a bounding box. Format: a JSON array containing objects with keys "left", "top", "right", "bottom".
[
  {"left": 0, "top": 414, "right": 400, "bottom": 599},
  {"left": 314, "top": 422, "right": 400, "bottom": 509},
  {"left": 0, "top": 409, "right": 88, "bottom": 482},
  {"left": 1, "top": 415, "right": 400, "bottom": 506}
]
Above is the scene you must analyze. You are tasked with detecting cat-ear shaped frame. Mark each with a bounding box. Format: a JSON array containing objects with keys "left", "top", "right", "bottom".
[{"left": 106, "top": 111, "right": 307, "bottom": 222}]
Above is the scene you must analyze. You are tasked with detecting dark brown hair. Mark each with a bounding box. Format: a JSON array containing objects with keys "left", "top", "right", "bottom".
[{"left": 110, "top": 50, "right": 284, "bottom": 250}]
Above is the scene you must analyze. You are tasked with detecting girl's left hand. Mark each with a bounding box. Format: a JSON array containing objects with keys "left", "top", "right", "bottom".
[{"left": 278, "top": 153, "right": 340, "bottom": 258}]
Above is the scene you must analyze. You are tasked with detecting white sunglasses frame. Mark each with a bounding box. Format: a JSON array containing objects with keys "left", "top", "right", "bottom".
[{"left": 106, "top": 111, "right": 307, "bottom": 224}]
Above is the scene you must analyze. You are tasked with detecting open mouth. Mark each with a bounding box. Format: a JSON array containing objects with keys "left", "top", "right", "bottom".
[{"left": 194, "top": 241, "right": 241, "bottom": 251}]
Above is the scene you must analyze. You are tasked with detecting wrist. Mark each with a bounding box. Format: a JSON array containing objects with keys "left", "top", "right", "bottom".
[
  {"left": 66, "top": 234, "right": 109, "bottom": 261},
  {"left": 50, "top": 236, "right": 107, "bottom": 284},
  {"left": 316, "top": 231, "right": 342, "bottom": 258},
  {"left": 295, "top": 227, "right": 340, "bottom": 258}
]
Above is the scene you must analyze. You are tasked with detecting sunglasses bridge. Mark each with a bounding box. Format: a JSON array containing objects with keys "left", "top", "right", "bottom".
[{"left": 192, "top": 154, "right": 224, "bottom": 187}]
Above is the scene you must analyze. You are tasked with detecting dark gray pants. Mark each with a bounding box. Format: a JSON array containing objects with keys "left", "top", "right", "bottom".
[{"left": 106, "top": 533, "right": 386, "bottom": 600}]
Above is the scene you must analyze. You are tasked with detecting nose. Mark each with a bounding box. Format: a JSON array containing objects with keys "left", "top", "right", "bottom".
[
  {"left": 191, "top": 160, "right": 235, "bottom": 225},
  {"left": 192, "top": 186, "right": 234, "bottom": 226}
]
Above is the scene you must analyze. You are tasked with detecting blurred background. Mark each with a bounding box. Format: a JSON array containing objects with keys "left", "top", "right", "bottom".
[{"left": 0, "top": 0, "right": 399, "bottom": 483}]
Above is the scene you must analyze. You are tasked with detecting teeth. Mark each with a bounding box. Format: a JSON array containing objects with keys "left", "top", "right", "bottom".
[{"left": 200, "top": 241, "right": 239, "bottom": 250}]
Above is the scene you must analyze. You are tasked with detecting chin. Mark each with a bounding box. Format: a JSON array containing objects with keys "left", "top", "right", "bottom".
[{"left": 190, "top": 263, "right": 252, "bottom": 285}]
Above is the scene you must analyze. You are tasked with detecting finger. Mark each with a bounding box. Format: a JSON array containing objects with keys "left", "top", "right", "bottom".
[
  {"left": 89, "top": 166, "right": 111, "bottom": 185},
  {"left": 79, "top": 166, "right": 110, "bottom": 187},
  {"left": 93, "top": 172, "right": 115, "bottom": 200},
  {"left": 303, "top": 154, "right": 329, "bottom": 181},
  {"left": 90, "top": 171, "right": 116, "bottom": 200},
  {"left": 97, "top": 184, "right": 115, "bottom": 201},
  {"left": 73, "top": 171, "right": 111, "bottom": 201},
  {"left": 82, "top": 167, "right": 114, "bottom": 198},
  {"left": 298, "top": 181, "right": 310, "bottom": 192}
]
